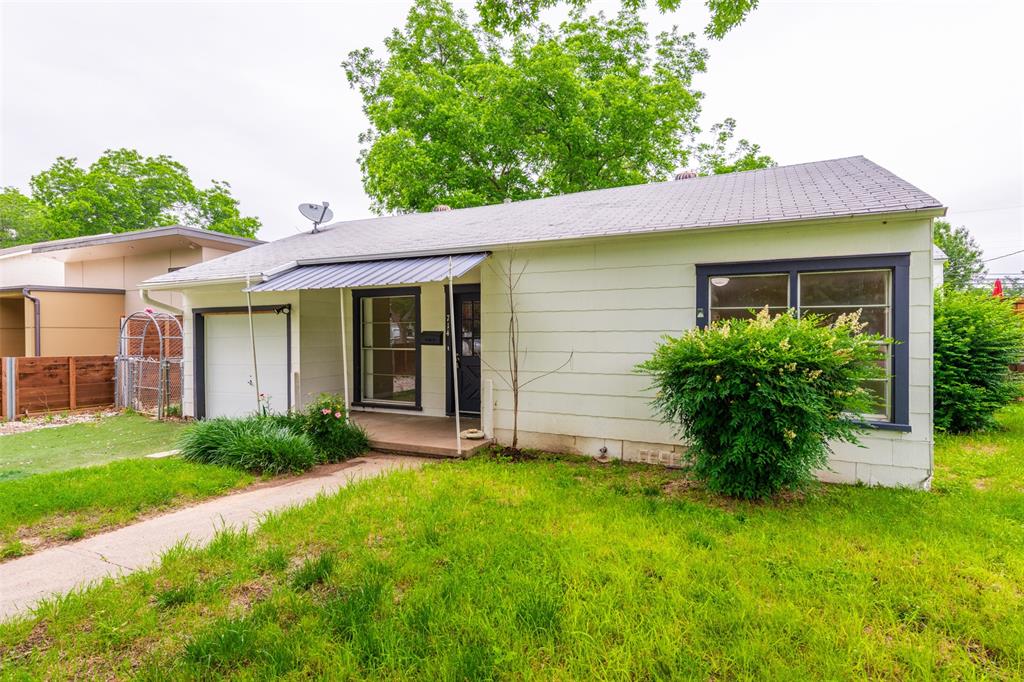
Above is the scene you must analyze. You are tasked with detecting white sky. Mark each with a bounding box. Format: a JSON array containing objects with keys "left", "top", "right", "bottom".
[{"left": 2, "top": 0, "right": 1022, "bottom": 272}]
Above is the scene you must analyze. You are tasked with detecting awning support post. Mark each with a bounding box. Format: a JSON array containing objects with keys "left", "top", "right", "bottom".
[
  {"left": 339, "top": 288, "right": 351, "bottom": 414},
  {"left": 447, "top": 257, "right": 462, "bottom": 455},
  {"left": 245, "top": 275, "right": 262, "bottom": 413}
]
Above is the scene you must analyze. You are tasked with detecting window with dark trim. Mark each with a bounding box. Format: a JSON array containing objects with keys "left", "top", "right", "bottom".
[
  {"left": 352, "top": 287, "right": 422, "bottom": 409},
  {"left": 696, "top": 254, "right": 910, "bottom": 430}
]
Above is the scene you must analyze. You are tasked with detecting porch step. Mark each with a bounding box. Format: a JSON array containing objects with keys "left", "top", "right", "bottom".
[
  {"left": 351, "top": 411, "right": 491, "bottom": 459},
  {"left": 368, "top": 437, "right": 492, "bottom": 459}
]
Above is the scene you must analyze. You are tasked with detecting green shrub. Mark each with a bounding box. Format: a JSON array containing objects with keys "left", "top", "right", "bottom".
[
  {"left": 178, "top": 417, "right": 317, "bottom": 475},
  {"left": 302, "top": 394, "right": 370, "bottom": 462},
  {"left": 934, "top": 290, "right": 1024, "bottom": 433},
  {"left": 637, "top": 308, "right": 887, "bottom": 499}
]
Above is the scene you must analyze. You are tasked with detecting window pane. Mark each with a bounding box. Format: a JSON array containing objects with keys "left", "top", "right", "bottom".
[
  {"left": 800, "top": 306, "right": 889, "bottom": 335},
  {"left": 709, "top": 273, "right": 789, "bottom": 308},
  {"left": 362, "top": 349, "right": 415, "bottom": 375},
  {"left": 800, "top": 270, "right": 889, "bottom": 306},
  {"left": 861, "top": 380, "right": 889, "bottom": 420},
  {"left": 710, "top": 307, "right": 789, "bottom": 323},
  {"left": 365, "top": 372, "right": 416, "bottom": 403}
]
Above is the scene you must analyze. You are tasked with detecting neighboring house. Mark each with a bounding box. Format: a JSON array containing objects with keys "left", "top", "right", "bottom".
[
  {"left": 141, "top": 157, "right": 946, "bottom": 488},
  {"left": 0, "top": 225, "right": 261, "bottom": 356}
]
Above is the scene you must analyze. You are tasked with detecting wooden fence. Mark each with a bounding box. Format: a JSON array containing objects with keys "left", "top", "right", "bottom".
[{"left": 2, "top": 355, "right": 116, "bottom": 420}]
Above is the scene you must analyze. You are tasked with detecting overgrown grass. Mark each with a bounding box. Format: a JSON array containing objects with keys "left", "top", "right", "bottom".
[
  {"left": 2, "top": 406, "right": 1023, "bottom": 678},
  {"left": 0, "top": 413, "right": 185, "bottom": 480},
  {"left": 0, "top": 458, "right": 252, "bottom": 559}
]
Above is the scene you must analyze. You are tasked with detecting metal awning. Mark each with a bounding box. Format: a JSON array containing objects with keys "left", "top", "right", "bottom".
[{"left": 245, "top": 253, "right": 489, "bottom": 292}]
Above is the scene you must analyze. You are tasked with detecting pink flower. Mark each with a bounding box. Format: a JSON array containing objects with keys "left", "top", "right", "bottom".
[
  {"left": 321, "top": 408, "right": 331, "bottom": 415},
  {"left": 334, "top": 412, "right": 342, "bottom": 419}
]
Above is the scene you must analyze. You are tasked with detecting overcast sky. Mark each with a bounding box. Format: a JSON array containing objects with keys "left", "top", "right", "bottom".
[{"left": 2, "top": 0, "right": 1022, "bottom": 273}]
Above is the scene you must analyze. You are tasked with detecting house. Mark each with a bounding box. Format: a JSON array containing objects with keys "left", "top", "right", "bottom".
[
  {"left": 140, "top": 157, "right": 945, "bottom": 488},
  {"left": 0, "top": 225, "right": 261, "bottom": 356}
]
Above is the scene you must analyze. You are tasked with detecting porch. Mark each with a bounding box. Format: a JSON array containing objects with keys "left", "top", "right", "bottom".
[{"left": 350, "top": 411, "right": 492, "bottom": 458}]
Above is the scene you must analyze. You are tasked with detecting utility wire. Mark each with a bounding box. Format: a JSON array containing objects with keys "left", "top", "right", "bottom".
[{"left": 983, "top": 248, "right": 1024, "bottom": 263}]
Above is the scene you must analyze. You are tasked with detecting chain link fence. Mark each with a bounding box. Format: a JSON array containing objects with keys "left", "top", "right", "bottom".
[{"left": 115, "top": 311, "right": 184, "bottom": 419}]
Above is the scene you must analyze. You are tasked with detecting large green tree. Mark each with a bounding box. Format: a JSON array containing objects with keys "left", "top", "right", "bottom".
[
  {"left": 691, "top": 117, "right": 774, "bottom": 175},
  {"left": 344, "top": 0, "right": 769, "bottom": 214},
  {"left": 474, "top": 0, "right": 758, "bottom": 39},
  {"left": 933, "top": 219, "right": 986, "bottom": 291},
  {"left": 1, "top": 149, "right": 260, "bottom": 248}
]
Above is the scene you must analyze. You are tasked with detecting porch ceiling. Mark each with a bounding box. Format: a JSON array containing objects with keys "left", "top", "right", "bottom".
[{"left": 245, "top": 253, "right": 488, "bottom": 292}]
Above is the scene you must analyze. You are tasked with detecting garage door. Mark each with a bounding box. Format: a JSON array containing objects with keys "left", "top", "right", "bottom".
[{"left": 203, "top": 311, "right": 289, "bottom": 418}]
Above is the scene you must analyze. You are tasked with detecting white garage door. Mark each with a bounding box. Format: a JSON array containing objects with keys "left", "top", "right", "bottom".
[{"left": 204, "top": 311, "right": 289, "bottom": 418}]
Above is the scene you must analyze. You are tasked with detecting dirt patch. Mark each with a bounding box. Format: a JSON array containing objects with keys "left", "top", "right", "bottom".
[
  {"left": 228, "top": 577, "right": 273, "bottom": 611},
  {"left": 0, "top": 409, "right": 121, "bottom": 437},
  {"left": 0, "top": 619, "right": 52, "bottom": 663}
]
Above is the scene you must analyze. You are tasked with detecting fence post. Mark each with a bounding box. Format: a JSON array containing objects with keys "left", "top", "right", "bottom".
[
  {"left": 68, "top": 356, "right": 77, "bottom": 410},
  {"left": 4, "top": 357, "right": 15, "bottom": 421},
  {"left": 4, "top": 356, "right": 15, "bottom": 419}
]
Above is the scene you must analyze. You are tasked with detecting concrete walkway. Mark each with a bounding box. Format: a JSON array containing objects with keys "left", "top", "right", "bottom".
[{"left": 0, "top": 454, "right": 429, "bottom": 621}]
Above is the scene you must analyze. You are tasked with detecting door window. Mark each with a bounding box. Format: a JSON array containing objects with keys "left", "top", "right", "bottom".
[{"left": 360, "top": 294, "right": 417, "bottom": 404}]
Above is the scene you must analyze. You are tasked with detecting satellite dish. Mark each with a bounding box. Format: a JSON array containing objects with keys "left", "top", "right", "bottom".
[{"left": 298, "top": 202, "right": 333, "bottom": 232}]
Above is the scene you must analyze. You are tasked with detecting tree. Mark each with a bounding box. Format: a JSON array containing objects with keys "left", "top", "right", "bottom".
[
  {"left": 933, "top": 219, "right": 986, "bottom": 291},
  {"left": 690, "top": 117, "right": 775, "bottom": 175},
  {"left": 25, "top": 148, "right": 260, "bottom": 241},
  {"left": 0, "top": 187, "right": 70, "bottom": 248},
  {"left": 344, "top": 0, "right": 769, "bottom": 214},
  {"left": 474, "top": 0, "right": 758, "bottom": 39}
]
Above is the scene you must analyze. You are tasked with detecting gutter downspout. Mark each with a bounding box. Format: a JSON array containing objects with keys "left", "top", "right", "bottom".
[
  {"left": 140, "top": 288, "right": 183, "bottom": 316},
  {"left": 21, "top": 288, "right": 41, "bottom": 356}
]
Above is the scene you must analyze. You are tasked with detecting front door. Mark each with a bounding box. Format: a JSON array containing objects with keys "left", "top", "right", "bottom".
[{"left": 449, "top": 287, "right": 481, "bottom": 414}]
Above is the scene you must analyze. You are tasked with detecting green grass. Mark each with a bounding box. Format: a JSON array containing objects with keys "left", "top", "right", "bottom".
[
  {"left": 0, "top": 458, "right": 252, "bottom": 559},
  {"left": 2, "top": 407, "right": 1024, "bottom": 678},
  {"left": 0, "top": 413, "right": 186, "bottom": 480}
]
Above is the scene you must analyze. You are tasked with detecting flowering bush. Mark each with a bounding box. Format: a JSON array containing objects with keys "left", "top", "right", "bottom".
[
  {"left": 637, "top": 308, "right": 888, "bottom": 499},
  {"left": 934, "top": 290, "right": 1024, "bottom": 432},
  {"left": 302, "top": 394, "right": 370, "bottom": 462}
]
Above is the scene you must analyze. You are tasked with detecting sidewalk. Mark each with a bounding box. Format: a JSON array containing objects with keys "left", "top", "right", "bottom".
[{"left": 0, "top": 454, "right": 428, "bottom": 621}]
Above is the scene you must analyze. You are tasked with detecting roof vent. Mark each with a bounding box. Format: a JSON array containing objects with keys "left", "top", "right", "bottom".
[
  {"left": 432, "top": 204, "right": 452, "bottom": 212},
  {"left": 674, "top": 170, "right": 698, "bottom": 180}
]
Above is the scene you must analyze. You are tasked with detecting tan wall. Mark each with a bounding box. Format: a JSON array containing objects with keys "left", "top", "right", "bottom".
[
  {"left": 27, "top": 290, "right": 125, "bottom": 356},
  {"left": 63, "top": 248, "right": 207, "bottom": 315},
  {"left": 0, "top": 297, "right": 27, "bottom": 356},
  {"left": 0, "top": 253, "right": 65, "bottom": 288}
]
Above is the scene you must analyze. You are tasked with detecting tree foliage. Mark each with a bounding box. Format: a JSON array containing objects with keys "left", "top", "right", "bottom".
[
  {"left": 474, "top": 0, "right": 758, "bottom": 39},
  {"left": 933, "top": 289, "right": 1024, "bottom": 433},
  {"left": 1, "top": 149, "right": 260, "bottom": 248},
  {"left": 344, "top": 0, "right": 769, "bottom": 214},
  {"left": 933, "top": 219, "right": 986, "bottom": 291},
  {"left": 691, "top": 117, "right": 775, "bottom": 175}
]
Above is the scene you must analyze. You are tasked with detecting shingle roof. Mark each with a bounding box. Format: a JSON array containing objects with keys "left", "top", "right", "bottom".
[
  {"left": 143, "top": 156, "right": 943, "bottom": 288},
  {"left": 0, "top": 224, "right": 262, "bottom": 258}
]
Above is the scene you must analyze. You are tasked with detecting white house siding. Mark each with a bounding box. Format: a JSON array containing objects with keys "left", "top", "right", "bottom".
[
  {"left": 298, "top": 289, "right": 343, "bottom": 406},
  {"left": 480, "top": 215, "right": 935, "bottom": 489}
]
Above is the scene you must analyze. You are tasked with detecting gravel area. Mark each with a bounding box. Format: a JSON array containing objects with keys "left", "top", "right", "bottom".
[{"left": 0, "top": 409, "right": 122, "bottom": 436}]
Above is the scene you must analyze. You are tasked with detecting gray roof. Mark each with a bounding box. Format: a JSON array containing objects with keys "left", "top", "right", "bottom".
[
  {"left": 0, "top": 224, "right": 262, "bottom": 258},
  {"left": 143, "top": 156, "right": 944, "bottom": 289},
  {"left": 247, "top": 253, "right": 488, "bottom": 291}
]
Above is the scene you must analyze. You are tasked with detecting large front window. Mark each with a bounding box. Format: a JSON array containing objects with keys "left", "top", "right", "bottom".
[
  {"left": 698, "top": 255, "right": 909, "bottom": 427},
  {"left": 358, "top": 293, "right": 418, "bottom": 405}
]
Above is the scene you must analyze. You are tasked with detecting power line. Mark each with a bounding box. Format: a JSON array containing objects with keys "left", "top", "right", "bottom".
[{"left": 983, "top": 248, "right": 1024, "bottom": 263}]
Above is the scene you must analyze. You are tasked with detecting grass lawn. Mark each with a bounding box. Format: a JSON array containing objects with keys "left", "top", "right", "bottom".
[
  {"left": 0, "top": 413, "right": 186, "bottom": 480},
  {"left": 0, "top": 458, "right": 253, "bottom": 560},
  {"left": 2, "top": 407, "right": 1023, "bottom": 678}
]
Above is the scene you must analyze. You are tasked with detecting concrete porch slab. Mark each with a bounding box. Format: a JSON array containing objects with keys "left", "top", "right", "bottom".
[{"left": 351, "top": 411, "right": 491, "bottom": 458}]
